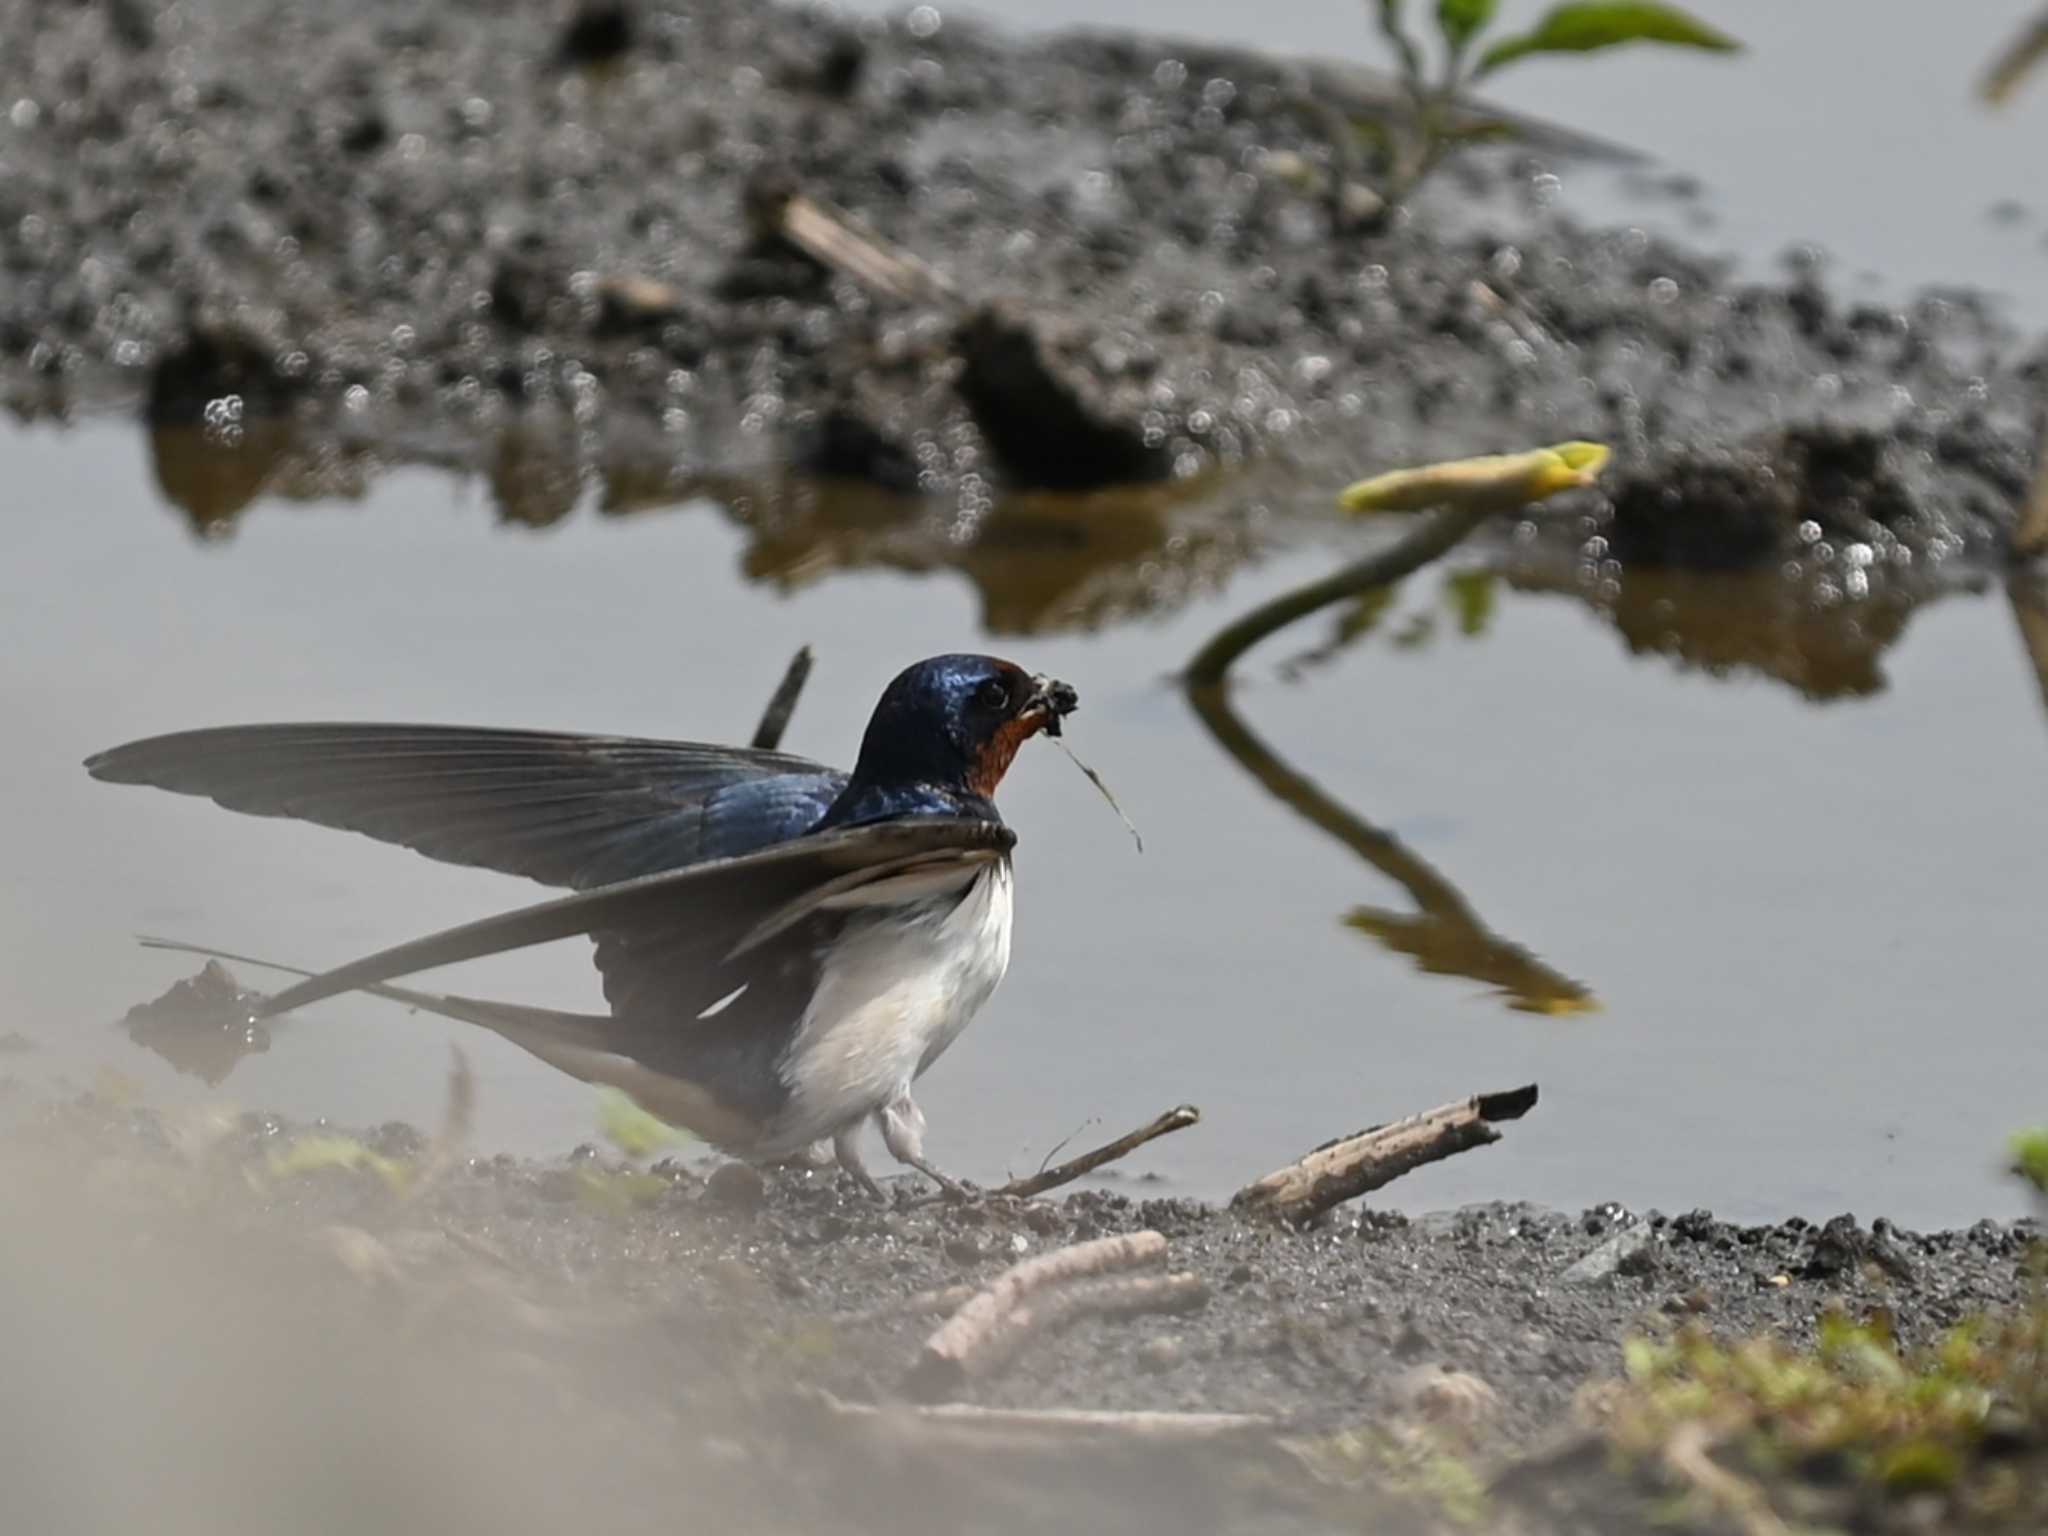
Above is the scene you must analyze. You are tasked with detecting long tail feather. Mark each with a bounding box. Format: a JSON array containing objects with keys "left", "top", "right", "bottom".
[{"left": 136, "top": 936, "right": 617, "bottom": 1043}]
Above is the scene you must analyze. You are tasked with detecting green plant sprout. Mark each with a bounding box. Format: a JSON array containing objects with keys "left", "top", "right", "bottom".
[{"left": 1368, "top": 2, "right": 1740, "bottom": 202}]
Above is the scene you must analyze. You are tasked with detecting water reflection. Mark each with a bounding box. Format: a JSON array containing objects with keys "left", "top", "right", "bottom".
[
  {"left": 674, "top": 473, "right": 1248, "bottom": 634},
  {"left": 1185, "top": 672, "right": 1596, "bottom": 1016},
  {"left": 2007, "top": 570, "right": 2048, "bottom": 718},
  {"left": 1510, "top": 564, "right": 1956, "bottom": 700},
  {"left": 146, "top": 412, "right": 1253, "bottom": 634},
  {"left": 149, "top": 420, "right": 379, "bottom": 535}
]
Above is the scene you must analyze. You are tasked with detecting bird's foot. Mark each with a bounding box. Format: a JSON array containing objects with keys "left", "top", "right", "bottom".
[
  {"left": 904, "top": 1156, "right": 973, "bottom": 1202},
  {"left": 832, "top": 1126, "right": 889, "bottom": 1203},
  {"left": 876, "top": 1093, "right": 970, "bottom": 1201}
]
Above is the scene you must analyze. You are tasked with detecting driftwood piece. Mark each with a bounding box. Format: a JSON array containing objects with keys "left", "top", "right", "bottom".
[
  {"left": 992, "top": 1104, "right": 1199, "bottom": 1199},
  {"left": 1233, "top": 1084, "right": 1539, "bottom": 1225},
  {"left": 744, "top": 170, "right": 957, "bottom": 309},
  {"left": 906, "top": 1231, "right": 1171, "bottom": 1399},
  {"left": 750, "top": 644, "right": 813, "bottom": 751}
]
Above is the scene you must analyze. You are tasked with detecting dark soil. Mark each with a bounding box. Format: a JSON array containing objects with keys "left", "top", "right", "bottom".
[{"left": 1, "top": 1088, "right": 2035, "bottom": 1535}]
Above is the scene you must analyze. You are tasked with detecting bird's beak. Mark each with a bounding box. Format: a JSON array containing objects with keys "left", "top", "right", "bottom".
[{"left": 1019, "top": 675, "right": 1079, "bottom": 738}]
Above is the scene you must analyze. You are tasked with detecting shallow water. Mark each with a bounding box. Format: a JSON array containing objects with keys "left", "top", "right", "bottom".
[
  {"left": 850, "top": 0, "right": 2048, "bottom": 325},
  {"left": 5, "top": 414, "right": 2046, "bottom": 1225}
]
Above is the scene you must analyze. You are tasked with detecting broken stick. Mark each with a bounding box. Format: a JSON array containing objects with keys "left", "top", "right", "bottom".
[
  {"left": 744, "top": 170, "right": 957, "bottom": 309},
  {"left": 907, "top": 1271, "right": 1207, "bottom": 1402},
  {"left": 907, "top": 1230, "right": 1172, "bottom": 1400},
  {"left": 1232, "top": 1084, "right": 1539, "bottom": 1225},
  {"left": 992, "top": 1104, "right": 1200, "bottom": 1199},
  {"left": 750, "top": 644, "right": 814, "bottom": 751},
  {"left": 808, "top": 1391, "right": 1277, "bottom": 1456}
]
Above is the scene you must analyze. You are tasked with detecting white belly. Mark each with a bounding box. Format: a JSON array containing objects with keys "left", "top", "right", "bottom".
[{"left": 768, "top": 860, "right": 1013, "bottom": 1152}]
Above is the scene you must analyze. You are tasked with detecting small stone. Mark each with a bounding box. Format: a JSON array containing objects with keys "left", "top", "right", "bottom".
[
  {"left": 942, "top": 1237, "right": 984, "bottom": 1267},
  {"left": 1563, "top": 1221, "right": 1654, "bottom": 1284},
  {"left": 705, "top": 1162, "right": 768, "bottom": 1213},
  {"left": 1396, "top": 1365, "right": 1501, "bottom": 1428},
  {"left": 1136, "top": 1336, "right": 1182, "bottom": 1375}
]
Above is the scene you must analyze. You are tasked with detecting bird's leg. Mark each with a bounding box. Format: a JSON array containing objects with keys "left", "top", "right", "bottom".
[
  {"left": 878, "top": 1091, "right": 969, "bottom": 1200},
  {"left": 832, "top": 1123, "right": 887, "bottom": 1202}
]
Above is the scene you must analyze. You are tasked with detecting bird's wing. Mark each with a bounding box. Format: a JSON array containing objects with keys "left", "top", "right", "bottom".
[
  {"left": 250, "top": 817, "right": 1016, "bottom": 1019},
  {"left": 85, "top": 723, "right": 847, "bottom": 889}
]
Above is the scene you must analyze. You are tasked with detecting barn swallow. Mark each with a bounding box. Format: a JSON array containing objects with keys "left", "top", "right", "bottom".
[{"left": 87, "top": 655, "right": 1078, "bottom": 1197}]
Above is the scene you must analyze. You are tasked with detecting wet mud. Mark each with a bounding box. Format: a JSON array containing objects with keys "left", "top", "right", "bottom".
[{"left": 2, "top": 0, "right": 2039, "bottom": 603}]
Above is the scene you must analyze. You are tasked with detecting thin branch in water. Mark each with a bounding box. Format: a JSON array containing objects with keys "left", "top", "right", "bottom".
[
  {"left": 993, "top": 1104, "right": 1201, "bottom": 1200},
  {"left": 751, "top": 644, "right": 814, "bottom": 751}
]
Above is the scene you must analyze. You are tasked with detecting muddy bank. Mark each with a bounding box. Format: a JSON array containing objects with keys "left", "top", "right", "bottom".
[
  {"left": 2, "top": 1086, "right": 2036, "bottom": 1534},
  {"left": 1, "top": 0, "right": 2039, "bottom": 594}
]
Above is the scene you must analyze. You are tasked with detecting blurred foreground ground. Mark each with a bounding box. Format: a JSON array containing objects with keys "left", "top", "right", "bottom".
[{"left": 0, "top": 1085, "right": 2036, "bottom": 1534}]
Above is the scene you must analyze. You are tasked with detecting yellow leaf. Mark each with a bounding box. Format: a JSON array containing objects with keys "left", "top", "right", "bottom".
[
  {"left": 268, "top": 1135, "right": 410, "bottom": 1194},
  {"left": 1339, "top": 441, "right": 1611, "bottom": 515},
  {"left": 596, "top": 1086, "right": 693, "bottom": 1159}
]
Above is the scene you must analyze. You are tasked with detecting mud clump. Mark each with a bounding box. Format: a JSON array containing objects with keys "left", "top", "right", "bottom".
[
  {"left": 144, "top": 326, "right": 300, "bottom": 430},
  {"left": 955, "top": 302, "right": 1172, "bottom": 490},
  {"left": 1606, "top": 424, "right": 1936, "bottom": 572}
]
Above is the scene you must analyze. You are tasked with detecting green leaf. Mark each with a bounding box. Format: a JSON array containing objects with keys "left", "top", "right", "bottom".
[
  {"left": 2010, "top": 1126, "right": 2048, "bottom": 1195},
  {"left": 1476, "top": 3, "right": 1740, "bottom": 77},
  {"left": 1437, "top": 0, "right": 1500, "bottom": 52}
]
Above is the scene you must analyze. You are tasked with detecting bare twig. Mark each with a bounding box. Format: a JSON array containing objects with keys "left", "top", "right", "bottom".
[
  {"left": 907, "top": 1230, "right": 1170, "bottom": 1398},
  {"left": 750, "top": 644, "right": 814, "bottom": 751},
  {"left": 1233, "top": 1085, "right": 1539, "bottom": 1225},
  {"left": 907, "top": 1272, "right": 1207, "bottom": 1400},
  {"left": 993, "top": 1105, "right": 1200, "bottom": 1199},
  {"left": 1982, "top": 9, "right": 2048, "bottom": 105},
  {"left": 407, "top": 1046, "right": 476, "bottom": 1201},
  {"left": 746, "top": 172, "right": 958, "bottom": 309},
  {"left": 808, "top": 1390, "right": 1277, "bottom": 1454},
  {"left": 1468, "top": 278, "right": 1557, "bottom": 355}
]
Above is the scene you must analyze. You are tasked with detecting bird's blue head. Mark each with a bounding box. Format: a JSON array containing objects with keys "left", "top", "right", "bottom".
[{"left": 827, "top": 654, "right": 1077, "bottom": 824}]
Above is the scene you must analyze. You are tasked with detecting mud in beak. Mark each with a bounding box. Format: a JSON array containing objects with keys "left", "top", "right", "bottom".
[{"left": 1020, "top": 675, "right": 1079, "bottom": 738}]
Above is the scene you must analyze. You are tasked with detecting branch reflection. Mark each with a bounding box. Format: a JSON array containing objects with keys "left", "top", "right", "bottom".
[{"left": 1186, "top": 672, "right": 1595, "bottom": 1015}]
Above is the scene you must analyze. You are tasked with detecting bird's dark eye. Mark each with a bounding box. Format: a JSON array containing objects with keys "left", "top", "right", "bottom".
[{"left": 974, "top": 678, "right": 1011, "bottom": 712}]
